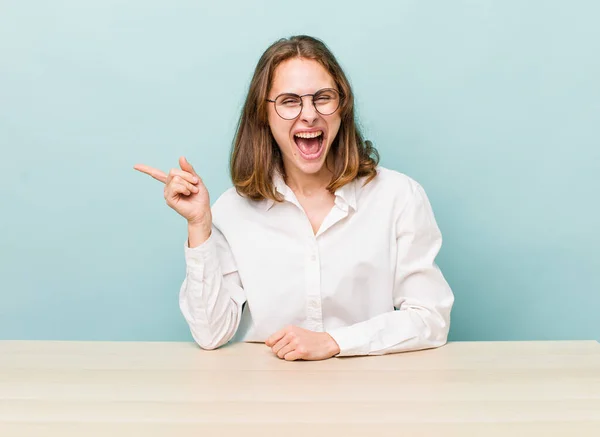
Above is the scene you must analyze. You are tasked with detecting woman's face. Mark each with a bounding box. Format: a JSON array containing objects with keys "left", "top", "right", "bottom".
[{"left": 267, "top": 58, "right": 342, "bottom": 179}]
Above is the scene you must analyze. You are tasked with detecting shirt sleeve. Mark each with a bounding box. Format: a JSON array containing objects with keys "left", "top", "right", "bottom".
[
  {"left": 179, "top": 225, "right": 246, "bottom": 350},
  {"left": 327, "top": 182, "right": 455, "bottom": 357}
]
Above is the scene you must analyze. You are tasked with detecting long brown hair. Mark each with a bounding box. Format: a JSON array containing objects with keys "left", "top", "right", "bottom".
[{"left": 230, "top": 35, "right": 379, "bottom": 201}]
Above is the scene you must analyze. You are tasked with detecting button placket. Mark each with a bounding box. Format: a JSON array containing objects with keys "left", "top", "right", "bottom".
[{"left": 305, "top": 236, "right": 323, "bottom": 331}]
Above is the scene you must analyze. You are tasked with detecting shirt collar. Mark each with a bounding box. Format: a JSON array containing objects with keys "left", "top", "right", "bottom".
[
  {"left": 260, "top": 171, "right": 286, "bottom": 211},
  {"left": 334, "top": 178, "right": 357, "bottom": 212},
  {"left": 261, "top": 171, "right": 358, "bottom": 212}
]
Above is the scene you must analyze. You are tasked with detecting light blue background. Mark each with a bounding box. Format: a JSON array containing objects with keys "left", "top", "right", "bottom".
[{"left": 1, "top": 1, "right": 598, "bottom": 341}]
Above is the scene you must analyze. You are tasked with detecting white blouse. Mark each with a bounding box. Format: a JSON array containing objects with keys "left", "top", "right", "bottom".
[{"left": 179, "top": 166, "right": 454, "bottom": 357}]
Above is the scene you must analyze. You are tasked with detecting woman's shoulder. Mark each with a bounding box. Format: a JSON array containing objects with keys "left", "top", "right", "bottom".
[
  {"left": 210, "top": 186, "right": 267, "bottom": 229},
  {"left": 211, "top": 186, "right": 250, "bottom": 213},
  {"left": 361, "top": 166, "right": 437, "bottom": 224}
]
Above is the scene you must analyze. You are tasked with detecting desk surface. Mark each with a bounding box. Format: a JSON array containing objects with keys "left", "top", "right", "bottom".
[{"left": 1, "top": 340, "right": 599, "bottom": 436}]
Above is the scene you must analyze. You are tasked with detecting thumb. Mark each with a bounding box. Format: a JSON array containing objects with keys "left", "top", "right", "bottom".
[{"left": 179, "top": 156, "right": 198, "bottom": 177}]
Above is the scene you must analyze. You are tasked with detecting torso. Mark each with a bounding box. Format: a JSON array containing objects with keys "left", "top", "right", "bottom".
[{"left": 210, "top": 167, "right": 440, "bottom": 342}]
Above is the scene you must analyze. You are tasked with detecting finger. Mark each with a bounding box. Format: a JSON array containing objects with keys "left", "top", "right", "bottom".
[
  {"left": 168, "top": 169, "right": 199, "bottom": 185},
  {"left": 283, "top": 350, "right": 303, "bottom": 361},
  {"left": 271, "top": 334, "right": 292, "bottom": 355},
  {"left": 277, "top": 342, "right": 296, "bottom": 359},
  {"left": 272, "top": 332, "right": 295, "bottom": 355},
  {"left": 266, "top": 328, "right": 286, "bottom": 347},
  {"left": 170, "top": 176, "right": 199, "bottom": 194},
  {"left": 179, "top": 156, "right": 199, "bottom": 178},
  {"left": 134, "top": 164, "right": 167, "bottom": 184},
  {"left": 167, "top": 182, "right": 192, "bottom": 197}
]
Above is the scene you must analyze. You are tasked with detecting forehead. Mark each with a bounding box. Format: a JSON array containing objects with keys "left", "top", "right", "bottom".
[{"left": 270, "top": 58, "right": 335, "bottom": 95}]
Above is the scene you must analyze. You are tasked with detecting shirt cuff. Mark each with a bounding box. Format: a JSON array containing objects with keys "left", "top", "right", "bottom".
[
  {"left": 327, "top": 325, "right": 369, "bottom": 357},
  {"left": 184, "top": 231, "right": 219, "bottom": 273}
]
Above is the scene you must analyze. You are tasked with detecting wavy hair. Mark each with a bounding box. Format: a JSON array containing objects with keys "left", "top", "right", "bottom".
[{"left": 230, "top": 35, "right": 379, "bottom": 201}]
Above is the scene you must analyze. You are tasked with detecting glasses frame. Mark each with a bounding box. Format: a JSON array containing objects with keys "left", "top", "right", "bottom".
[{"left": 266, "top": 88, "right": 343, "bottom": 120}]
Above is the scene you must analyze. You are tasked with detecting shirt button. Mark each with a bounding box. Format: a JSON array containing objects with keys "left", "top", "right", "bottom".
[{"left": 310, "top": 255, "right": 316, "bottom": 261}]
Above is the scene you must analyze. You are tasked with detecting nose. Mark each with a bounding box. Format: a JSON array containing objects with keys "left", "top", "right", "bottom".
[{"left": 299, "top": 97, "right": 319, "bottom": 124}]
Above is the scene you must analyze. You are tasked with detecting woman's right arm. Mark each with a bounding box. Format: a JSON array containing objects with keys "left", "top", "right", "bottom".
[
  {"left": 134, "top": 156, "right": 245, "bottom": 349},
  {"left": 179, "top": 222, "right": 246, "bottom": 350}
]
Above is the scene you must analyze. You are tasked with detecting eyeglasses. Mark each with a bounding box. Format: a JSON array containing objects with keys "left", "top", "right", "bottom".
[{"left": 266, "top": 88, "right": 343, "bottom": 120}]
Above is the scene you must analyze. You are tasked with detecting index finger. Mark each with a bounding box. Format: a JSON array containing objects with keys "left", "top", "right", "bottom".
[
  {"left": 265, "top": 328, "right": 286, "bottom": 347},
  {"left": 133, "top": 164, "right": 167, "bottom": 184}
]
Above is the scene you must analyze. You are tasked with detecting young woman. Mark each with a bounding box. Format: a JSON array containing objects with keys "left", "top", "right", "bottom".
[{"left": 134, "top": 35, "right": 454, "bottom": 361}]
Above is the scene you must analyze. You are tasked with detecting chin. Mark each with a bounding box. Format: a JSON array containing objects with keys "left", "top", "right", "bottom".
[
  {"left": 293, "top": 147, "right": 331, "bottom": 175},
  {"left": 296, "top": 160, "right": 326, "bottom": 175}
]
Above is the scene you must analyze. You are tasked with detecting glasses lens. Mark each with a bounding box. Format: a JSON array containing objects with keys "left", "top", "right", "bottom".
[
  {"left": 314, "top": 89, "right": 340, "bottom": 115},
  {"left": 275, "top": 94, "right": 302, "bottom": 119}
]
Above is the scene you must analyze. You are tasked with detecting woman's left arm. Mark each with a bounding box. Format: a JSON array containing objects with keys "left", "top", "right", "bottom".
[{"left": 327, "top": 182, "right": 455, "bottom": 357}]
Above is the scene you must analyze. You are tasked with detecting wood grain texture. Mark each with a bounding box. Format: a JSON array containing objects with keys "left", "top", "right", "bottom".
[{"left": 1, "top": 340, "right": 599, "bottom": 436}]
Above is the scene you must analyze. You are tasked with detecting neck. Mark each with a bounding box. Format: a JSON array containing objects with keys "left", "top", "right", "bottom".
[
  {"left": 284, "top": 163, "right": 334, "bottom": 198},
  {"left": 285, "top": 169, "right": 331, "bottom": 197}
]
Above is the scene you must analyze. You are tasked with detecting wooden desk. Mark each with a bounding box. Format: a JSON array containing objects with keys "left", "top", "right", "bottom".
[{"left": 1, "top": 340, "right": 599, "bottom": 436}]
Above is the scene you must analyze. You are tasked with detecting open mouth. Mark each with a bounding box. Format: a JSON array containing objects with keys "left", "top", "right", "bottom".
[{"left": 293, "top": 130, "right": 325, "bottom": 161}]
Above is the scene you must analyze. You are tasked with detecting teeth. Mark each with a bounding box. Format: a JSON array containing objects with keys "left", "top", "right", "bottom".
[{"left": 294, "top": 131, "right": 323, "bottom": 139}]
